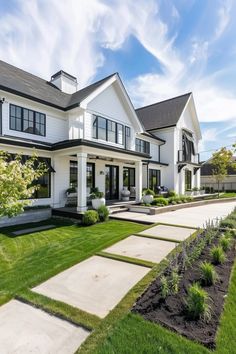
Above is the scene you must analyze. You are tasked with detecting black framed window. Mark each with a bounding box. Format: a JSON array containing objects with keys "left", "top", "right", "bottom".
[
  {"left": 10, "top": 104, "right": 46, "bottom": 136},
  {"left": 135, "top": 138, "right": 150, "bottom": 154},
  {"left": 117, "top": 123, "right": 124, "bottom": 145},
  {"left": 107, "top": 120, "right": 116, "bottom": 143},
  {"left": 123, "top": 167, "right": 135, "bottom": 189},
  {"left": 149, "top": 169, "right": 161, "bottom": 193},
  {"left": 70, "top": 161, "right": 95, "bottom": 194},
  {"left": 185, "top": 169, "right": 192, "bottom": 190},
  {"left": 125, "top": 126, "right": 131, "bottom": 149},
  {"left": 93, "top": 115, "right": 124, "bottom": 145}
]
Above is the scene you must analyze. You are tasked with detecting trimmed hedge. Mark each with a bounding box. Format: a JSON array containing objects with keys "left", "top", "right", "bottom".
[
  {"left": 82, "top": 210, "right": 99, "bottom": 226},
  {"left": 152, "top": 197, "right": 169, "bottom": 206},
  {"left": 97, "top": 205, "right": 109, "bottom": 222}
]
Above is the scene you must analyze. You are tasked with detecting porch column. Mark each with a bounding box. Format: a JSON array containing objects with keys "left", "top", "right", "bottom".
[
  {"left": 135, "top": 160, "right": 143, "bottom": 202},
  {"left": 77, "top": 152, "right": 87, "bottom": 212}
]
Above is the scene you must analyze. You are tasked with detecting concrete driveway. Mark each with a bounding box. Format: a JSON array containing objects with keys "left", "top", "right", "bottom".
[{"left": 112, "top": 201, "right": 236, "bottom": 228}]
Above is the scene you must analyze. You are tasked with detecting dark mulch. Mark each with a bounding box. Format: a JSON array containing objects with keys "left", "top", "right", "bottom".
[{"left": 132, "top": 235, "right": 236, "bottom": 348}]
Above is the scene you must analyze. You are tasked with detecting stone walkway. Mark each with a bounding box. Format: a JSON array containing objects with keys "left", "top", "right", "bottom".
[
  {"left": 0, "top": 300, "right": 89, "bottom": 354},
  {"left": 112, "top": 201, "right": 236, "bottom": 228}
]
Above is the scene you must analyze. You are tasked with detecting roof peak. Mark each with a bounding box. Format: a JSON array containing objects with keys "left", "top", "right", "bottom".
[{"left": 136, "top": 92, "right": 192, "bottom": 111}]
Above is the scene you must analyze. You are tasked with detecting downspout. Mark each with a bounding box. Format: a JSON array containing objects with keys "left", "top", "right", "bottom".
[
  {"left": 0, "top": 98, "right": 4, "bottom": 135},
  {"left": 147, "top": 162, "right": 149, "bottom": 188}
]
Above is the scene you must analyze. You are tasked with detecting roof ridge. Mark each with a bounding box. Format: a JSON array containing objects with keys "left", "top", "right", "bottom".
[
  {"left": 73, "top": 72, "right": 117, "bottom": 94},
  {"left": 136, "top": 92, "right": 192, "bottom": 111}
]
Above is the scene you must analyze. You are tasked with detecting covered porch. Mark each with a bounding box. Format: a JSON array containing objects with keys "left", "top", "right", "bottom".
[{"left": 52, "top": 141, "right": 148, "bottom": 211}]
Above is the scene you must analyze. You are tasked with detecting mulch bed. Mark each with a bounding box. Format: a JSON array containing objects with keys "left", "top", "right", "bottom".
[{"left": 132, "top": 233, "right": 236, "bottom": 348}]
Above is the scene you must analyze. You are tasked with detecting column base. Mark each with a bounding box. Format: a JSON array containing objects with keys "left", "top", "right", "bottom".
[{"left": 77, "top": 206, "right": 88, "bottom": 212}]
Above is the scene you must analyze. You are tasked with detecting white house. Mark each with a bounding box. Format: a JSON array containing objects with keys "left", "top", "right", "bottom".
[{"left": 0, "top": 60, "right": 201, "bottom": 213}]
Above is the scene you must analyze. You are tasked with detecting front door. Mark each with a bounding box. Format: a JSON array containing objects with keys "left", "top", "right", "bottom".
[{"left": 105, "top": 165, "right": 119, "bottom": 200}]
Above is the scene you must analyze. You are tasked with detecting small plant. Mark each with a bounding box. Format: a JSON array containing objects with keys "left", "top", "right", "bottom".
[
  {"left": 192, "top": 187, "right": 199, "bottom": 192},
  {"left": 142, "top": 188, "right": 155, "bottom": 196},
  {"left": 170, "top": 269, "right": 181, "bottom": 294},
  {"left": 82, "top": 210, "right": 99, "bottom": 226},
  {"left": 220, "top": 235, "right": 232, "bottom": 252},
  {"left": 97, "top": 205, "right": 109, "bottom": 222},
  {"left": 211, "top": 246, "right": 226, "bottom": 265},
  {"left": 90, "top": 187, "right": 104, "bottom": 199},
  {"left": 152, "top": 197, "right": 169, "bottom": 206},
  {"left": 220, "top": 218, "right": 236, "bottom": 229},
  {"left": 200, "top": 261, "right": 218, "bottom": 286},
  {"left": 66, "top": 187, "right": 76, "bottom": 194},
  {"left": 185, "top": 283, "right": 211, "bottom": 321},
  {"left": 160, "top": 275, "right": 170, "bottom": 299},
  {"left": 167, "top": 189, "right": 177, "bottom": 197},
  {"left": 168, "top": 196, "right": 182, "bottom": 204}
]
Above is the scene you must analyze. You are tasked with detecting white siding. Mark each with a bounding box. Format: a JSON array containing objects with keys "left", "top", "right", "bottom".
[{"left": 1, "top": 93, "right": 68, "bottom": 143}]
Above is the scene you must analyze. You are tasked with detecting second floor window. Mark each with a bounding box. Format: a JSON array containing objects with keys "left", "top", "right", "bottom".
[
  {"left": 135, "top": 138, "right": 150, "bottom": 154},
  {"left": 93, "top": 115, "right": 127, "bottom": 146},
  {"left": 10, "top": 104, "right": 46, "bottom": 136}
]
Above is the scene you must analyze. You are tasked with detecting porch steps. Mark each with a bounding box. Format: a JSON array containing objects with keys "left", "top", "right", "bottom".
[{"left": 108, "top": 205, "right": 129, "bottom": 215}]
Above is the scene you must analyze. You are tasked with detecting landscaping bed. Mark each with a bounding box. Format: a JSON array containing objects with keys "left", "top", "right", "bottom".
[{"left": 132, "top": 222, "right": 236, "bottom": 348}]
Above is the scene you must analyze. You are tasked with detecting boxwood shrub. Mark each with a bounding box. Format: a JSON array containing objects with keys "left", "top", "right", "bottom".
[
  {"left": 97, "top": 205, "right": 109, "bottom": 222},
  {"left": 152, "top": 197, "right": 169, "bottom": 206},
  {"left": 82, "top": 210, "right": 99, "bottom": 226}
]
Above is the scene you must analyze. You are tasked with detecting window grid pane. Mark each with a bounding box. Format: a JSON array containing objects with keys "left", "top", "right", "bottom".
[{"left": 9, "top": 104, "right": 46, "bottom": 136}]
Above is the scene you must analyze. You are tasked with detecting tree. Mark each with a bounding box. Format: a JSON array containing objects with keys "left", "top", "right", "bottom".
[
  {"left": 211, "top": 147, "right": 235, "bottom": 197},
  {"left": 0, "top": 151, "right": 47, "bottom": 217}
]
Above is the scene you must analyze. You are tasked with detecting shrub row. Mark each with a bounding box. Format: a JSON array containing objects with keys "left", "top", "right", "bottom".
[{"left": 151, "top": 195, "right": 193, "bottom": 207}]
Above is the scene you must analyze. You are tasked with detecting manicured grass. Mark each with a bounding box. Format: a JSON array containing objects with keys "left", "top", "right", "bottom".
[
  {"left": 0, "top": 218, "right": 146, "bottom": 307},
  {"left": 220, "top": 192, "right": 236, "bottom": 198},
  {"left": 17, "top": 289, "right": 101, "bottom": 330}
]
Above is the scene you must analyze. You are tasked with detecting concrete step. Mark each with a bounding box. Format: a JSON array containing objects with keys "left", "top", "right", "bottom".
[{"left": 108, "top": 206, "right": 129, "bottom": 214}]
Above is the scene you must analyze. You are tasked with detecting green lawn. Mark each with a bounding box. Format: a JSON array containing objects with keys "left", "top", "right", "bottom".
[{"left": 0, "top": 218, "right": 146, "bottom": 307}]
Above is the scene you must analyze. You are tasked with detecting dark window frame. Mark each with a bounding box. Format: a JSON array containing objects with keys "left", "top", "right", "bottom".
[
  {"left": 9, "top": 104, "right": 46, "bottom": 137},
  {"left": 69, "top": 161, "right": 95, "bottom": 192},
  {"left": 149, "top": 169, "right": 161, "bottom": 192},
  {"left": 135, "top": 138, "right": 150, "bottom": 154},
  {"left": 93, "top": 115, "right": 125, "bottom": 146},
  {"left": 125, "top": 126, "right": 131, "bottom": 149}
]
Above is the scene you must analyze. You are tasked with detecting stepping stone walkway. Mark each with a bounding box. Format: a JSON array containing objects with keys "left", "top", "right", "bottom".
[
  {"left": 12, "top": 224, "right": 55, "bottom": 236},
  {"left": 104, "top": 235, "right": 177, "bottom": 263},
  {"left": 139, "top": 224, "right": 196, "bottom": 242},
  {"left": 33, "top": 255, "right": 149, "bottom": 318},
  {"left": 0, "top": 300, "right": 89, "bottom": 354}
]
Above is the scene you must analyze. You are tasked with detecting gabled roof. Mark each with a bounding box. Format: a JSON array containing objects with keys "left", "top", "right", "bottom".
[
  {"left": 136, "top": 93, "right": 192, "bottom": 131},
  {"left": 0, "top": 60, "right": 116, "bottom": 111}
]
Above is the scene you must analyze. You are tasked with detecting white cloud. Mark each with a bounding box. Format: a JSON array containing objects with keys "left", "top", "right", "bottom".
[{"left": 214, "top": 0, "right": 232, "bottom": 39}]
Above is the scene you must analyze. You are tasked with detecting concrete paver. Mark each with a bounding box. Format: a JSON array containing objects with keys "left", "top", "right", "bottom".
[
  {"left": 112, "top": 202, "right": 236, "bottom": 228},
  {"left": 104, "top": 235, "right": 177, "bottom": 263},
  {"left": 0, "top": 300, "right": 89, "bottom": 354},
  {"left": 33, "top": 256, "right": 149, "bottom": 318},
  {"left": 139, "top": 224, "right": 196, "bottom": 241}
]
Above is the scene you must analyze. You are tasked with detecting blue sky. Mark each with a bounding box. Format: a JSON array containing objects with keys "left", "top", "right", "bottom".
[{"left": 0, "top": 0, "right": 236, "bottom": 159}]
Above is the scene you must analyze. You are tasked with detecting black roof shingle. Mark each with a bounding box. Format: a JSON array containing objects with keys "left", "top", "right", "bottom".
[
  {"left": 0, "top": 60, "right": 116, "bottom": 110},
  {"left": 136, "top": 93, "right": 192, "bottom": 131}
]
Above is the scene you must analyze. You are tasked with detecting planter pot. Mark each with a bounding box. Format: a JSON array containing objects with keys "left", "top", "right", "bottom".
[
  {"left": 200, "top": 190, "right": 205, "bottom": 195},
  {"left": 121, "top": 187, "right": 130, "bottom": 201},
  {"left": 92, "top": 198, "right": 105, "bottom": 210},
  {"left": 185, "top": 191, "right": 193, "bottom": 196},
  {"left": 142, "top": 194, "right": 154, "bottom": 204},
  {"left": 193, "top": 191, "right": 199, "bottom": 196}
]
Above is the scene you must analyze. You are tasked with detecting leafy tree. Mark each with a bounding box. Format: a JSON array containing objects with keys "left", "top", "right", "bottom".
[
  {"left": 211, "top": 147, "right": 236, "bottom": 197},
  {"left": 0, "top": 151, "right": 47, "bottom": 217}
]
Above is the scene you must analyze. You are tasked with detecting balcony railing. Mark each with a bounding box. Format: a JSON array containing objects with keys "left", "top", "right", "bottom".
[{"left": 178, "top": 150, "right": 200, "bottom": 164}]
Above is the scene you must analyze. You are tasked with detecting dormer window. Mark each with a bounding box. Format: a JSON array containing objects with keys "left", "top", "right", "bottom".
[{"left": 10, "top": 104, "right": 46, "bottom": 136}]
